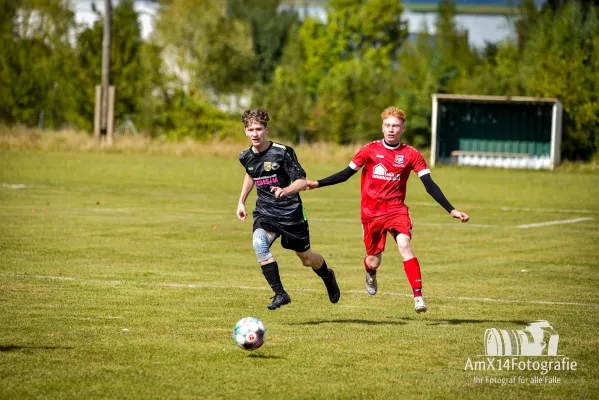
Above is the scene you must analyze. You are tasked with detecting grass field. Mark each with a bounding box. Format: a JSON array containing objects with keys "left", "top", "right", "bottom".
[{"left": 1, "top": 146, "right": 598, "bottom": 399}]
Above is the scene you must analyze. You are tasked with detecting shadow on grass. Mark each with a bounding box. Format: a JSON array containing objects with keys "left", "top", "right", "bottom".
[
  {"left": 247, "top": 354, "right": 283, "bottom": 359},
  {"left": 398, "top": 317, "right": 529, "bottom": 326},
  {"left": 0, "top": 345, "right": 74, "bottom": 352},
  {"left": 291, "top": 319, "right": 407, "bottom": 326}
]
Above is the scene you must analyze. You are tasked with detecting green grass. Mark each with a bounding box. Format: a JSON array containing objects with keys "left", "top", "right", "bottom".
[{"left": 1, "top": 149, "right": 598, "bottom": 399}]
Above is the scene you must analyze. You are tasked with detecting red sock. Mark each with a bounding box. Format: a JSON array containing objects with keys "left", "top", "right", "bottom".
[
  {"left": 403, "top": 257, "right": 422, "bottom": 297},
  {"left": 364, "top": 257, "right": 377, "bottom": 275}
]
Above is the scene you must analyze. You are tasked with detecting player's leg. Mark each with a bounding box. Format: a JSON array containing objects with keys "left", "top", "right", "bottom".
[
  {"left": 396, "top": 233, "right": 426, "bottom": 313},
  {"left": 295, "top": 249, "right": 340, "bottom": 304},
  {"left": 281, "top": 219, "right": 340, "bottom": 303},
  {"left": 388, "top": 214, "right": 427, "bottom": 313},
  {"left": 364, "top": 253, "right": 382, "bottom": 273},
  {"left": 394, "top": 229, "right": 427, "bottom": 313},
  {"left": 364, "top": 253, "right": 382, "bottom": 295},
  {"left": 252, "top": 218, "right": 290, "bottom": 310},
  {"left": 362, "top": 220, "right": 386, "bottom": 295},
  {"left": 395, "top": 232, "right": 421, "bottom": 295}
]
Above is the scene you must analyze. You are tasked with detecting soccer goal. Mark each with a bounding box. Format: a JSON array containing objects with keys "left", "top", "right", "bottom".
[{"left": 430, "top": 94, "right": 563, "bottom": 170}]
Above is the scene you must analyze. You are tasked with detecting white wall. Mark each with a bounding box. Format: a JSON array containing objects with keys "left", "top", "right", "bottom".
[
  {"left": 279, "top": 4, "right": 515, "bottom": 48},
  {"left": 405, "top": 10, "right": 515, "bottom": 47},
  {"left": 70, "top": 0, "right": 158, "bottom": 40},
  {"left": 71, "top": 1, "right": 514, "bottom": 48}
]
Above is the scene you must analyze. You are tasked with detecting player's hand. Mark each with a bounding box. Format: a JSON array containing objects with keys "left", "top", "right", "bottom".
[
  {"left": 450, "top": 209, "right": 469, "bottom": 223},
  {"left": 270, "top": 186, "right": 288, "bottom": 199},
  {"left": 236, "top": 203, "right": 247, "bottom": 221},
  {"left": 306, "top": 180, "right": 319, "bottom": 190}
]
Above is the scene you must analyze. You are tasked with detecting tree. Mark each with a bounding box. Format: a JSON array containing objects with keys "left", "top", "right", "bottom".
[
  {"left": 513, "top": 0, "right": 541, "bottom": 46},
  {"left": 327, "top": 0, "right": 408, "bottom": 65},
  {"left": 73, "top": 0, "right": 154, "bottom": 131},
  {"left": 261, "top": 0, "right": 409, "bottom": 144},
  {"left": 296, "top": 17, "right": 334, "bottom": 98},
  {"left": 0, "top": 0, "right": 79, "bottom": 128},
  {"left": 314, "top": 58, "right": 395, "bottom": 143},
  {"left": 389, "top": 1, "right": 478, "bottom": 147},
  {"left": 433, "top": 0, "right": 478, "bottom": 93},
  {"left": 155, "top": 87, "right": 238, "bottom": 141},
  {"left": 259, "top": 24, "right": 314, "bottom": 143},
  {"left": 394, "top": 25, "right": 447, "bottom": 147},
  {"left": 153, "top": 0, "right": 255, "bottom": 94},
  {"left": 227, "top": 0, "right": 298, "bottom": 84},
  {"left": 459, "top": 1, "right": 599, "bottom": 160},
  {"left": 520, "top": 2, "right": 599, "bottom": 160},
  {"left": 544, "top": 0, "right": 599, "bottom": 12},
  {"left": 458, "top": 41, "right": 525, "bottom": 96}
]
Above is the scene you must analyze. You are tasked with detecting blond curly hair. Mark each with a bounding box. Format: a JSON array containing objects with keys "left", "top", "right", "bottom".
[{"left": 381, "top": 107, "right": 406, "bottom": 122}]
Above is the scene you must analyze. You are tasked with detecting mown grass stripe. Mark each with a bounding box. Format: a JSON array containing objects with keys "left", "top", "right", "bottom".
[{"left": 2, "top": 273, "right": 597, "bottom": 308}]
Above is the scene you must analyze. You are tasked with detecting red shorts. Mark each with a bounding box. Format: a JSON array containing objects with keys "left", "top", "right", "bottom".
[{"left": 362, "top": 213, "right": 412, "bottom": 256}]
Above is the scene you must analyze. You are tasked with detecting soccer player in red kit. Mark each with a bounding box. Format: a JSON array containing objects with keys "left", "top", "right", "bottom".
[{"left": 306, "top": 107, "right": 469, "bottom": 313}]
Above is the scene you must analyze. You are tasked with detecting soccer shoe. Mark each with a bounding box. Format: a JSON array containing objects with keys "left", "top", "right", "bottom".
[
  {"left": 324, "top": 268, "right": 340, "bottom": 304},
  {"left": 267, "top": 293, "right": 291, "bottom": 310},
  {"left": 365, "top": 271, "right": 377, "bottom": 295},
  {"left": 414, "top": 296, "right": 427, "bottom": 313}
]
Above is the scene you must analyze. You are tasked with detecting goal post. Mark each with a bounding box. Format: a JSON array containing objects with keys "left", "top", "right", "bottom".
[{"left": 431, "top": 94, "right": 563, "bottom": 170}]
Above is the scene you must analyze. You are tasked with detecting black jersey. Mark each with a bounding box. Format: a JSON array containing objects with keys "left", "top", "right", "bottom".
[{"left": 239, "top": 141, "right": 307, "bottom": 223}]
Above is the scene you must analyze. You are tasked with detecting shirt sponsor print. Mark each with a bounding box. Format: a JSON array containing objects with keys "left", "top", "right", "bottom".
[
  {"left": 372, "top": 163, "right": 401, "bottom": 181},
  {"left": 254, "top": 174, "right": 279, "bottom": 186}
]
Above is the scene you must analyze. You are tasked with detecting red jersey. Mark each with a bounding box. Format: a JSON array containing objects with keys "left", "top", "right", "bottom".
[{"left": 350, "top": 140, "right": 430, "bottom": 222}]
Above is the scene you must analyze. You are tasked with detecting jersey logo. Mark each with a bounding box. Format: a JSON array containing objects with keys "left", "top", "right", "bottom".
[
  {"left": 373, "top": 163, "right": 401, "bottom": 181},
  {"left": 254, "top": 174, "right": 278, "bottom": 186},
  {"left": 264, "top": 162, "right": 272, "bottom": 171},
  {"left": 376, "top": 155, "right": 384, "bottom": 158},
  {"left": 248, "top": 167, "right": 254, "bottom": 171},
  {"left": 395, "top": 155, "right": 404, "bottom": 165},
  {"left": 271, "top": 162, "right": 280, "bottom": 170}
]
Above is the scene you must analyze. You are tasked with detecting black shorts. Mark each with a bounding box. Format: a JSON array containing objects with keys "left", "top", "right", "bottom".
[{"left": 253, "top": 216, "right": 311, "bottom": 253}]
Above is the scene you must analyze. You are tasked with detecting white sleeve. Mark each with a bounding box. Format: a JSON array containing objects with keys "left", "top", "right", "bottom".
[{"left": 349, "top": 161, "right": 361, "bottom": 170}]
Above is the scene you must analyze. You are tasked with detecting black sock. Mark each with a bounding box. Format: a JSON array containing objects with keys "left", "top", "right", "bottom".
[
  {"left": 261, "top": 261, "right": 285, "bottom": 294},
  {"left": 314, "top": 260, "right": 329, "bottom": 281}
]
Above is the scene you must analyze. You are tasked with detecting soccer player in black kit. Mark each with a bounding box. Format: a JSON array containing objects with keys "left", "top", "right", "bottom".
[{"left": 236, "top": 109, "right": 340, "bottom": 310}]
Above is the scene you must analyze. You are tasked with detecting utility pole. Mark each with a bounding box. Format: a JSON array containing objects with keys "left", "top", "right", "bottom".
[
  {"left": 94, "top": 0, "right": 114, "bottom": 144},
  {"left": 101, "top": 0, "right": 113, "bottom": 144}
]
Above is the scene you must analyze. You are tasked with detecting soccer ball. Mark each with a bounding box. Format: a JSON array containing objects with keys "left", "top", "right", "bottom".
[{"left": 233, "top": 317, "right": 266, "bottom": 350}]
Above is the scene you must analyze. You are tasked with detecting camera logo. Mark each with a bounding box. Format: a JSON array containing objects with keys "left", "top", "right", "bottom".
[{"left": 484, "top": 320, "right": 560, "bottom": 356}]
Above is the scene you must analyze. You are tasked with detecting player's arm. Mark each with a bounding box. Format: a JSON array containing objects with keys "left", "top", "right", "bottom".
[
  {"left": 237, "top": 173, "right": 254, "bottom": 221},
  {"left": 271, "top": 178, "right": 307, "bottom": 198},
  {"left": 420, "top": 174, "right": 469, "bottom": 222},
  {"left": 308, "top": 146, "right": 365, "bottom": 190},
  {"left": 306, "top": 166, "right": 358, "bottom": 190},
  {"left": 271, "top": 147, "right": 309, "bottom": 198}
]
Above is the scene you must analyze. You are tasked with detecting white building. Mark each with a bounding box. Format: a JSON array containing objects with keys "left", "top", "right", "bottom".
[
  {"left": 70, "top": 0, "right": 159, "bottom": 40},
  {"left": 280, "top": 4, "right": 516, "bottom": 48},
  {"left": 71, "top": 1, "right": 515, "bottom": 48}
]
